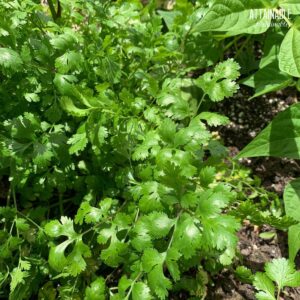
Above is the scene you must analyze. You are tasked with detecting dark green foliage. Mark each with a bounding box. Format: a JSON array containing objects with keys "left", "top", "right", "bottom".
[{"left": 1, "top": 0, "right": 300, "bottom": 299}]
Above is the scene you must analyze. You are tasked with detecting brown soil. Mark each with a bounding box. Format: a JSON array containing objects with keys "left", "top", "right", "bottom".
[
  {"left": 216, "top": 87, "right": 300, "bottom": 195},
  {"left": 208, "top": 87, "right": 300, "bottom": 299},
  {"left": 207, "top": 224, "right": 300, "bottom": 300}
]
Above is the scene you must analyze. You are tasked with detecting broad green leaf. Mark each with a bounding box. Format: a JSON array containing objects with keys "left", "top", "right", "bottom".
[
  {"left": 253, "top": 272, "right": 276, "bottom": 300},
  {"left": 195, "top": 59, "right": 240, "bottom": 102},
  {"left": 142, "top": 248, "right": 166, "bottom": 272},
  {"left": 198, "top": 112, "right": 229, "bottom": 126},
  {"left": 259, "top": 232, "right": 276, "bottom": 240},
  {"left": 279, "top": 0, "right": 300, "bottom": 14},
  {"left": 50, "top": 32, "right": 78, "bottom": 51},
  {"left": 235, "top": 266, "right": 253, "bottom": 284},
  {"left": 201, "top": 216, "right": 239, "bottom": 265},
  {"left": 131, "top": 221, "right": 152, "bottom": 252},
  {"left": 97, "top": 222, "right": 129, "bottom": 267},
  {"left": 84, "top": 277, "right": 106, "bottom": 300},
  {"left": 59, "top": 96, "right": 90, "bottom": 117},
  {"left": 242, "top": 62, "right": 292, "bottom": 99},
  {"left": 132, "top": 132, "right": 160, "bottom": 161},
  {"left": 199, "top": 166, "right": 216, "bottom": 187},
  {"left": 237, "top": 103, "right": 300, "bottom": 159},
  {"left": 197, "top": 190, "right": 231, "bottom": 217},
  {"left": 265, "top": 258, "right": 300, "bottom": 289},
  {"left": 172, "top": 214, "right": 202, "bottom": 259},
  {"left": 142, "top": 249, "right": 171, "bottom": 299},
  {"left": 24, "top": 93, "right": 40, "bottom": 103},
  {"left": 165, "top": 248, "right": 181, "bottom": 281},
  {"left": 279, "top": 25, "right": 300, "bottom": 77},
  {"left": 0, "top": 48, "right": 22, "bottom": 72},
  {"left": 283, "top": 178, "right": 300, "bottom": 221},
  {"left": 15, "top": 218, "right": 30, "bottom": 231},
  {"left": 100, "top": 240, "right": 128, "bottom": 268},
  {"left": 260, "top": 31, "right": 285, "bottom": 69},
  {"left": 45, "top": 217, "right": 91, "bottom": 276},
  {"left": 10, "top": 268, "right": 29, "bottom": 292},
  {"left": 157, "top": 10, "right": 181, "bottom": 30},
  {"left": 68, "top": 132, "right": 88, "bottom": 154},
  {"left": 288, "top": 224, "right": 300, "bottom": 261},
  {"left": 55, "top": 51, "right": 83, "bottom": 73},
  {"left": 54, "top": 74, "right": 78, "bottom": 96},
  {"left": 32, "top": 142, "right": 53, "bottom": 167},
  {"left": 144, "top": 212, "right": 175, "bottom": 239},
  {"left": 75, "top": 198, "right": 112, "bottom": 225},
  {"left": 67, "top": 123, "right": 88, "bottom": 155},
  {"left": 159, "top": 118, "right": 177, "bottom": 144},
  {"left": 132, "top": 282, "right": 152, "bottom": 300},
  {"left": 132, "top": 181, "right": 167, "bottom": 212},
  {"left": 193, "top": 0, "right": 272, "bottom": 35},
  {"left": 118, "top": 276, "right": 132, "bottom": 298}
]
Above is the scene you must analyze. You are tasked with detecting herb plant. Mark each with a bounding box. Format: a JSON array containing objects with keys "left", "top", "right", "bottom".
[
  {"left": 1, "top": 0, "right": 300, "bottom": 299},
  {"left": 0, "top": 0, "right": 242, "bottom": 298}
]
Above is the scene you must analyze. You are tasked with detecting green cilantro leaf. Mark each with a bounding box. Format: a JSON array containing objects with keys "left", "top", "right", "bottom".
[
  {"left": 142, "top": 249, "right": 172, "bottom": 299},
  {"left": 84, "top": 277, "right": 106, "bottom": 300},
  {"left": 196, "top": 59, "right": 240, "bottom": 102},
  {"left": 132, "top": 282, "right": 152, "bottom": 300},
  {"left": 0, "top": 48, "right": 23, "bottom": 72},
  {"left": 254, "top": 272, "right": 276, "bottom": 300},
  {"left": 45, "top": 217, "right": 91, "bottom": 276},
  {"left": 265, "top": 258, "right": 300, "bottom": 290}
]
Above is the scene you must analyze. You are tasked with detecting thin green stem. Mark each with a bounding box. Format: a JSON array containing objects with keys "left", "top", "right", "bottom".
[
  {"left": 223, "top": 36, "right": 242, "bottom": 52},
  {"left": 277, "top": 288, "right": 281, "bottom": 300},
  {"left": 81, "top": 222, "right": 103, "bottom": 236},
  {"left": 196, "top": 93, "right": 206, "bottom": 114},
  {"left": 47, "top": 0, "right": 58, "bottom": 22},
  {"left": 12, "top": 187, "right": 19, "bottom": 239},
  {"left": 167, "top": 212, "right": 182, "bottom": 251},
  {"left": 17, "top": 211, "right": 44, "bottom": 232},
  {"left": 124, "top": 272, "right": 143, "bottom": 300},
  {"left": 234, "top": 36, "right": 251, "bottom": 59}
]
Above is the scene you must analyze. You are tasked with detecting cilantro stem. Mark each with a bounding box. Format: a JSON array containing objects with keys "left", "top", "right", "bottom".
[
  {"left": 223, "top": 36, "right": 242, "bottom": 52},
  {"left": 17, "top": 211, "right": 44, "bottom": 232},
  {"left": 124, "top": 272, "right": 143, "bottom": 300},
  {"left": 196, "top": 93, "right": 206, "bottom": 114},
  {"left": 81, "top": 222, "right": 103, "bottom": 236},
  {"left": 226, "top": 181, "right": 266, "bottom": 197},
  {"left": 47, "top": 0, "right": 58, "bottom": 22},
  {"left": 167, "top": 212, "right": 182, "bottom": 251},
  {"left": 234, "top": 36, "right": 251, "bottom": 59},
  {"left": 12, "top": 187, "right": 19, "bottom": 239}
]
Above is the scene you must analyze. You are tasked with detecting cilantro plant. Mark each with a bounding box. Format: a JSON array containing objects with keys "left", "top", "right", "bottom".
[
  {"left": 0, "top": 0, "right": 244, "bottom": 298},
  {"left": 253, "top": 258, "right": 300, "bottom": 300},
  {"left": 236, "top": 259, "right": 300, "bottom": 300},
  {"left": 1, "top": 0, "right": 300, "bottom": 299}
]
